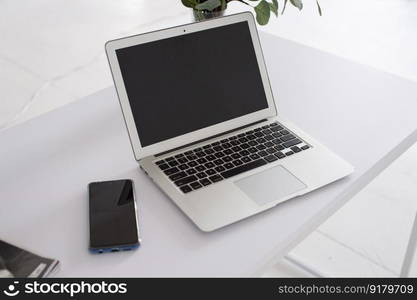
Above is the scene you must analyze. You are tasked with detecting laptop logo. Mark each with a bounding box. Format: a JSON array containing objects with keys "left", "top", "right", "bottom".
[{"left": 3, "top": 281, "right": 20, "bottom": 297}]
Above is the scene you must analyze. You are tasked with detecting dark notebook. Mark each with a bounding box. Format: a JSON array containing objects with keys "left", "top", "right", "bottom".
[{"left": 0, "top": 240, "right": 59, "bottom": 278}]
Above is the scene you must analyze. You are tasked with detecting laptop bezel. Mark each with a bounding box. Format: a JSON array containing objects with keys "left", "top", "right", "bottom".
[{"left": 105, "top": 12, "right": 277, "bottom": 160}]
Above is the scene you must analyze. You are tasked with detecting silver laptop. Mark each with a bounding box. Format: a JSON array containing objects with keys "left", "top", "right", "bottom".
[{"left": 105, "top": 12, "right": 353, "bottom": 232}]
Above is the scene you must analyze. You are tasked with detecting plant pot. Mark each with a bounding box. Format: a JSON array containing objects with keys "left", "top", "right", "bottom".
[{"left": 192, "top": 8, "right": 225, "bottom": 22}]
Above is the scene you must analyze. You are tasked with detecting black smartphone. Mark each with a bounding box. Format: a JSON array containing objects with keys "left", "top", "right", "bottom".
[{"left": 88, "top": 179, "right": 140, "bottom": 253}]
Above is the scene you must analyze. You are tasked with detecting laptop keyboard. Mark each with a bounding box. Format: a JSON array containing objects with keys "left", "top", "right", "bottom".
[{"left": 154, "top": 122, "right": 310, "bottom": 193}]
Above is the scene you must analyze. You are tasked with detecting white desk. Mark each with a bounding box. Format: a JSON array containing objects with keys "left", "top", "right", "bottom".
[{"left": 1, "top": 32, "right": 417, "bottom": 277}]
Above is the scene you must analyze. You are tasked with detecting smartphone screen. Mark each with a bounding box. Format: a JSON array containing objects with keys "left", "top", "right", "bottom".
[{"left": 88, "top": 180, "right": 139, "bottom": 252}]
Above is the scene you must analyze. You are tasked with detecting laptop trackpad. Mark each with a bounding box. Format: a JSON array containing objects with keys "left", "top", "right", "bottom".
[{"left": 235, "top": 165, "right": 307, "bottom": 206}]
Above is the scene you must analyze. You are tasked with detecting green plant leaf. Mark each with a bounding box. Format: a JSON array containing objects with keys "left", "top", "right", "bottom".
[
  {"left": 316, "top": 0, "right": 322, "bottom": 16},
  {"left": 269, "top": 0, "right": 278, "bottom": 16},
  {"left": 254, "top": 0, "right": 271, "bottom": 25},
  {"left": 289, "top": 0, "right": 303, "bottom": 10},
  {"left": 195, "top": 0, "right": 222, "bottom": 11},
  {"left": 282, "top": 0, "right": 288, "bottom": 14},
  {"left": 220, "top": 0, "right": 227, "bottom": 10},
  {"left": 181, "top": 0, "right": 198, "bottom": 8}
]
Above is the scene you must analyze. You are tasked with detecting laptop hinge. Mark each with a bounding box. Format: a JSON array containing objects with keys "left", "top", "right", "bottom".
[{"left": 154, "top": 119, "right": 267, "bottom": 157}]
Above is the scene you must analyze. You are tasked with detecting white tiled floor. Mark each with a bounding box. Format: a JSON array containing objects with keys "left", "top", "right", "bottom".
[
  {"left": 281, "top": 141, "right": 417, "bottom": 277},
  {"left": 1, "top": 0, "right": 417, "bottom": 277}
]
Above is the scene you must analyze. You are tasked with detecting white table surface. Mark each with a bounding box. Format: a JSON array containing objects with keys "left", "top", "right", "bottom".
[{"left": 1, "top": 32, "right": 417, "bottom": 277}]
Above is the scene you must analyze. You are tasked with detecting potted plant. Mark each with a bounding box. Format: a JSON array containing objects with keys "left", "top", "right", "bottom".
[{"left": 181, "top": 0, "right": 322, "bottom": 25}]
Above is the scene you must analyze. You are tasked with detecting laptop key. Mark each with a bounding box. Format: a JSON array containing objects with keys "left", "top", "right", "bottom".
[
  {"left": 175, "top": 175, "right": 198, "bottom": 186},
  {"left": 241, "top": 156, "right": 251, "bottom": 163},
  {"left": 223, "top": 156, "right": 232, "bottom": 162},
  {"left": 164, "top": 167, "right": 179, "bottom": 176},
  {"left": 214, "top": 159, "right": 224, "bottom": 165},
  {"left": 155, "top": 160, "right": 165, "bottom": 165},
  {"left": 301, "top": 145, "right": 310, "bottom": 150},
  {"left": 180, "top": 185, "right": 192, "bottom": 193},
  {"left": 265, "top": 155, "right": 278, "bottom": 163},
  {"left": 188, "top": 161, "right": 198, "bottom": 167},
  {"left": 249, "top": 153, "right": 260, "bottom": 160},
  {"left": 178, "top": 164, "right": 189, "bottom": 170},
  {"left": 197, "top": 158, "right": 207, "bottom": 164},
  {"left": 285, "top": 151, "right": 294, "bottom": 156},
  {"left": 196, "top": 172, "right": 207, "bottom": 179},
  {"left": 291, "top": 146, "right": 301, "bottom": 153},
  {"left": 200, "top": 178, "right": 212, "bottom": 186},
  {"left": 265, "top": 148, "right": 275, "bottom": 154},
  {"left": 196, "top": 165, "right": 206, "bottom": 172},
  {"left": 272, "top": 139, "right": 282, "bottom": 145},
  {"left": 248, "top": 147, "right": 257, "bottom": 153},
  {"left": 168, "top": 160, "right": 179, "bottom": 167},
  {"left": 233, "top": 159, "right": 243, "bottom": 166},
  {"left": 206, "top": 169, "right": 216, "bottom": 176},
  {"left": 206, "top": 154, "right": 216, "bottom": 161},
  {"left": 169, "top": 171, "right": 187, "bottom": 181},
  {"left": 209, "top": 174, "right": 223, "bottom": 182},
  {"left": 224, "top": 149, "right": 233, "bottom": 155},
  {"left": 215, "top": 166, "right": 226, "bottom": 172},
  {"left": 205, "top": 162, "right": 215, "bottom": 168},
  {"left": 165, "top": 156, "right": 175, "bottom": 161},
  {"left": 187, "top": 168, "right": 197, "bottom": 175},
  {"left": 239, "top": 150, "right": 249, "bottom": 156},
  {"left": 205, "top": 148, "right": 215, "bottom": 154},
  {"left": 190, "top": 182, "right": 203, "bottom": 190},
  {"left": 224, "top": 162, "right": 234, "bottom": 169},
  {"left": 240, "top": 143, "right": 250, "bottom": 149},
  {"left": 283, "top": 139, "right": 302, "bottom": 148},
  {"left": 231, "top": 153, "right": 241, "bottom": 159},
  {"left": 221, "top": 159, "right": 267, "bottom": 178},
  {"left": 177, "top": 157, "right": 188, "bottom": 164},
  {"left": 271, "top": 126, "right": 283, "bottom": 132},
  {"left": 275, "top": 152, "right": 286, "bottom": 159},
  {"left": 281, "top": 134, "right": 295, "bottom": 142},
  {"left": 158, "top": 163, "right": 170, "bottom": 170},
  {"left": 195, "top": 151, "right": 205, "bottom": 158},
  {"left": 215, "top": 152, "right": 225, "bottom": 158},
  {"left": 258, "top": 150, "right": 269, "bottom": 157}
]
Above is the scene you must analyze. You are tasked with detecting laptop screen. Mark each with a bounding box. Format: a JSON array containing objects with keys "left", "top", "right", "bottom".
[{"left": 116, "top": 21, "right": 269, "bottom": 147}]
